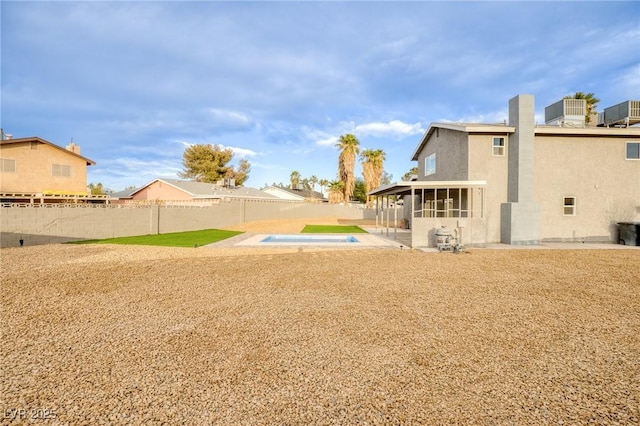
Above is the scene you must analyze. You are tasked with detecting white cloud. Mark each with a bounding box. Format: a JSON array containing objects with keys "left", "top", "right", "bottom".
[
  {"left": 226, "top": 146, "right": 258, "bottom": 158},
  {"left": 316, "top": 136, "right": 338, "bottom": 147},
  {"left": 353, "top": 120, "right": 425, "bottom": 138},
  {"left": 170, "top": 140, "right": 258, "bottom": 158},
  {"left": 312, "top": 119, "right": 424, "bottom": 147},
  {"left": 611, "top": 64, "right": 640, "bottom": 102},
  {"left": 303, "top": 126, "right": 337, "bottom": 147},
  {"left": 439, "top": 109, "right": 508, "bottom": 125},
  {"left": 207, "top": 109, "right": 252, "bottom": 127}
]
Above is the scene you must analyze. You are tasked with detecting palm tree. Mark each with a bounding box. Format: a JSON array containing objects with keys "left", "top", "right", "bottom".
[
  {"left": 401, "top": 166, "right": 419, "bottom": 181},
  {"left": 360, "top": 149, "right": 386, "bottom": 207},
  {"left": 327, "top": 180, "right": 345, "bottom": 204},
  {"left": 319, "top": 178, "right": 329, "bottom": 197},
  {"left": 290, "top": 170, "right": 301, "bottom": 189},
  {"left": 309, "top": 175, "right": 318, "bottom": 193},
  {"left": 564, "top": 92, "right": 600, "bottom": 124},
  {"left": 335, "top": 134, "right": 360, "bottom": 202}
]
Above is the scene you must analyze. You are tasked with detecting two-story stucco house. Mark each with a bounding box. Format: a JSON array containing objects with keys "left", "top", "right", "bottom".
[
  {"left": 369, "top": 95, "right": 640, "bottom": 247},
  {"left": 0, "top": 136, "right": 96, "bottom": 202}
]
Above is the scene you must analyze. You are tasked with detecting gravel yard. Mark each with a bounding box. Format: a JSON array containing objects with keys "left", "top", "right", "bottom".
[{"left": 1, "top": 241, "right": 638, "bottom": 424}]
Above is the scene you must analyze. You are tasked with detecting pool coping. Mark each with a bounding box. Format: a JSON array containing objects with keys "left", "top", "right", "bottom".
[{"left": 210, "top": 232, "right": 403, "bottom": 248}]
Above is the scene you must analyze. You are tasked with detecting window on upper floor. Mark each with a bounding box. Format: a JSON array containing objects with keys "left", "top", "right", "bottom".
[
  {"left": 563, "top": 197, "right": 576, "bottom": 216},
  {"left": 425, "top": 153, "right": 436, "bottom": 176},
  {"left": 627, "top": 142, "right": 640, "bottom": 160},
  {"left": 493, "top": 137, "right": 505, "bottom": 156},
  {"left": 1, "top": 158, "right": 16, "bottom": 173},
  {"left": 52, "top": 163, "right": 71, "bottom": 177}
]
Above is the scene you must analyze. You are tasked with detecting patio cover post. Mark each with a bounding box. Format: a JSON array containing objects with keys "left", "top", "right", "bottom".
[
  {"left": 411, "top": 187, "right": 415, "bottom": 247},
  {"left": 386, "top": 196, "right": 389, "bottom": 236},
  {"left": 411, "top": 186, "right": 415, "bottom": 222},
  {"left": 394, "top": 199, "right": 397, "bottom": 239}
]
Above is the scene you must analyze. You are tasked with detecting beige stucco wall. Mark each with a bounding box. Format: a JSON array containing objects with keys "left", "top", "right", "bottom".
[
  {"left": 416, "top": 128, "right": 468, "bottom": 181},
  {"left": 467, "top": 134, "right": 510, "bottom": 243},
  {"left": 535, "top": 135, "right": 640, "bottom": 242},
  {"left": 410, "top": 130, "right": 640, "bottom": 244},
  {"left": 132, "top": 181, "right": 192, "bottom": 200},
  {"left": 411, "top": 217, "right": 486, "bottom": 247},
  {"left": 0, "top": 142, "right": 89, "bottom": 193}
]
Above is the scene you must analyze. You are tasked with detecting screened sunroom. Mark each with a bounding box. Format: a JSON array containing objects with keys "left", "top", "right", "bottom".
[{"left": 368, "top": 180, "right": 487, "bottom": 248}]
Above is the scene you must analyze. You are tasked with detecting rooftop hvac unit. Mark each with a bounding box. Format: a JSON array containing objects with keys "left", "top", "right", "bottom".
[
  {"left": 545, "top": 98, "right": 586, "bottom": 127},
  {"left": 598, "top": 100, "right": 640, "bottom": 127}
]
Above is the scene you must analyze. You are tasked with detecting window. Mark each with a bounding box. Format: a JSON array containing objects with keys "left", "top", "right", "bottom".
[
  {"left": 563, "top": 197, "right": 576, "bottom": 216},
  {"left": 627, "top": 142, "right": 640, "bottom": 160},
  {"left": 425, "top": 153, "right": 436, "bottom": 176},
  {"left": 52, "top": 163, "right": 71, "bottom": 177},
  {"left": 1, "top": 158, "right": 16, "bottom": 173},
  {"left": 493, "top": 137, "right": 505, "bottom": 156}
]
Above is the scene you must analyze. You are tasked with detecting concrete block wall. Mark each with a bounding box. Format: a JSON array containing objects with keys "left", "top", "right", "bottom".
[
  {"left": 0, "top": 205, "right": 155, "bottom": 247},
  {"left": 0, "top": 200, "right": 366, "bottom": 248}
]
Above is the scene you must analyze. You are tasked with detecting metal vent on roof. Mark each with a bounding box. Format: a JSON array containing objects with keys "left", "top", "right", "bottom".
[
  {"left": 545, "top": 99, "right": 586, "bottom": 127},
  {"left": 216, "top": 178, "right": 236, "bottom": 188},
  {"left": 597, "top": 100, "right": 640, "bottom": 127}
]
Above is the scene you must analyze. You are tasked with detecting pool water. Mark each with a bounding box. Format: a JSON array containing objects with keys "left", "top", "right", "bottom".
[{"left": 260, "top": 235, "right": 359, "bottom": 243}]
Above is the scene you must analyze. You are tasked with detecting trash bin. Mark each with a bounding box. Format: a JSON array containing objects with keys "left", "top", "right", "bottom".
[{"left": 617, "top": 222, "right": 640, "bottom": 246}]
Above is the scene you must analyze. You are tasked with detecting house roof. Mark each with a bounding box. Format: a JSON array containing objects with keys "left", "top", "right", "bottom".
[
  {"left": 411, "top": 123, "right": 516, "bottom": 161},
  {"left": 0, "top": 137, "right": 96, "bottom": 165},
  {"left": 131, "top": 178, "right": 277, "bottom": 200},
  {"left": 109, "top": 188, "right": 138, "bottom": 199},
  {"left": 262, "top": 185, "right": 325, "bottom": 200},
  {"left": 368, "top": 180, "right": 487, "bottom": 197},
  {"left": 411, "top": 122, "right": 640, "bottom": 161},
  {"left": 533, "top": 125, "right": 640, "bottom": 137}
]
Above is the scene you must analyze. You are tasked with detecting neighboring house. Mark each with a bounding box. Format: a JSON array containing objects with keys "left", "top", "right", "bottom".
[
  {"left": 0, "top": 136, "right": 102, "bottom": 203},
  {"left": 262, "top": 185, "right": 325, "bottom": 202},
  {"left": 115, "top": 178, "right": 277, "bottom": 204},
  {"left": 109, "top": 187, "right": 138, "bottom": 201},
  {"left": 369, "top": 94, "right": 640, "bottom": 247}
]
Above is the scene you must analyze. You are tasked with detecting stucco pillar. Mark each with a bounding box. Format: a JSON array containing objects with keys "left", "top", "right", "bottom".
[
  {"left": 150, "top": 204, "right": 160, "bottom": 235},
  {"left": 501, "top": 94, "right": 541, "bottom": 245}
]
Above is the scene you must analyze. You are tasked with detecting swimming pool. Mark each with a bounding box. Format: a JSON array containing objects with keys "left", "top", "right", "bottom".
[
  {"left": 231, "top": 233, "right": 400, "bottom": 248},
  {"left": 260, "top": 235, "right": 359, "bottom": 243}
]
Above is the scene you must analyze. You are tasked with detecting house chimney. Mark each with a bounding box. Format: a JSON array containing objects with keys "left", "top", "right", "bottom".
[
  {"left": 500, "top": 94, "right": 541, "bottom": 245},
  {"left": 66, "top": 142, "right": 81, "bottom": 155}
]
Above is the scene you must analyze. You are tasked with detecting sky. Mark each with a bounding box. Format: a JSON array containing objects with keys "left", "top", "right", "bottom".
[{"left": 2, "top": 1, "right": 639, "bottom": 192}]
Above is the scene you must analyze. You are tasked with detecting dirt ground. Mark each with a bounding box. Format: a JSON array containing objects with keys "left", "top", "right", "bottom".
[{"left": 1, "top": 225, "right": 638, "bottom": 424}]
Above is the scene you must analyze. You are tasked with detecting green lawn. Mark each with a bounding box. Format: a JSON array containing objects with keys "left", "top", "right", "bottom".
[
  {"left": 69, "top": 229, "right": 243, "bottom": 247},
  {"left": 301, "top": 225, "right": 367, "bottom": 234}
]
